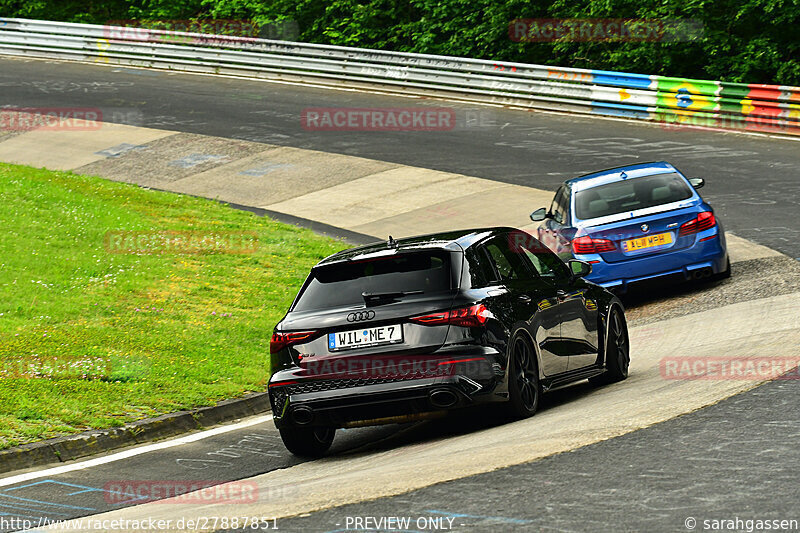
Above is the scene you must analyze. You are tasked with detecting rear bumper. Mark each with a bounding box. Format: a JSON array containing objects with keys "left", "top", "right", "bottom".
[
  {"left": 577, "top": 228, "right": 728, "bottom": 289},
  {"left": 269, "top": 372, "right": 498, "bottom": 429}
]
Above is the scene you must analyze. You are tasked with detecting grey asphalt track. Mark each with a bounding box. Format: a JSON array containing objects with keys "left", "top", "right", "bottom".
[
  {"left": 0, "top": 421, "right": 413, "bottom": 532},
  {"left": 257, "top": 377, "right": 800, "bottom": 533}
]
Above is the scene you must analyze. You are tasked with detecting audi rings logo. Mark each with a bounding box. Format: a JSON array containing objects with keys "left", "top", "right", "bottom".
[{"left": 347, "top": 311, "right": 375, "bottom": 322}]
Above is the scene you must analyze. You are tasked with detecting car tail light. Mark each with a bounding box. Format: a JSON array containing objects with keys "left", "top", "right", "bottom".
[
  {"left": 270, "top": 331, "right": 317, "bottom": 354},
  {"left": 679, "top": 211, "right": 716, "bottom": 236},
  {"left": 437, "top": 357, "right": 485, "bottom": 366},
  {"left": 572, "top": 236, "right": 616, "bottom": 254},
  {"left": 410, "top": 304, "right": 490, "bottom": 327},
  {"left": 268, "top": 380, "right": 298, "bottom": 388}
]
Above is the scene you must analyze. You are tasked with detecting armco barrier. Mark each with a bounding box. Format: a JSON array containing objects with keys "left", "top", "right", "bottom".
[{"left": 1, "top": 18, "right": 798, "bottom": 135}]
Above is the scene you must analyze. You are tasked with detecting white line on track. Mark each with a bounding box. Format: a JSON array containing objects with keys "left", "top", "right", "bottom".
[{"left": 0, "top": 414, "right": 273, "bottom": 488}]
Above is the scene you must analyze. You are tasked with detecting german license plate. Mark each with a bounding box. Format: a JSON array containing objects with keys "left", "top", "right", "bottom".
[
  {"left": 328, "top": 324, "right": 403, "bottom": 351},
  {"left": 623, "top": 232, "right": 673, "bottom": 252}
]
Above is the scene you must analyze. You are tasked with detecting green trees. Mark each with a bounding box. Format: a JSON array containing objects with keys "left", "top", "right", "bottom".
[{"left": 1, "top": 0, "right": 797, "bottom": 85}]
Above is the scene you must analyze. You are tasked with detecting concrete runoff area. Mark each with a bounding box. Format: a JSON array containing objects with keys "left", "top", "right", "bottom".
[
  {"left": 75, "top": 133, "right": 266, "bottom": 187},
  {"left": 350, "top": 183, "right": 555, "bottom": 239},
  {"left": 168, "top": 146, "right": 399, "bottom": 207},
  {"left": 0, "top": 121, "right": 174, "bottom": 171},
  {"left": 0, "top": 131, "right": 23, "bottom": 142},
  {"left": 264, "top": 167, "right": 507, "bottom": 229}
]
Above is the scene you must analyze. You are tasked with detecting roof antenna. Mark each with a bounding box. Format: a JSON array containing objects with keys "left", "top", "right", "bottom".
[{"left": 388, "top": 235, "right": 397, "bottom": 248}]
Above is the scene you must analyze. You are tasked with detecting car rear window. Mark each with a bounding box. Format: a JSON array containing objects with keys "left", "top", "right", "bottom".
[
  {"left": 292, "top": 251, "right": 454, "bottom": 312},
  {"left": 575, "top": 172, "right": 694, "bottom": 220}
]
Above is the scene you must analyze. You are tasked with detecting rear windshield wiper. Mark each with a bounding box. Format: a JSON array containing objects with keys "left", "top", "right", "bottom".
[{"left": 362, "top": 290, "right": 423, "bottom": 306}]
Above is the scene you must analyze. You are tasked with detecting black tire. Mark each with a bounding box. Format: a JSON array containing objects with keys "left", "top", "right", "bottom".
[
  {"left": 505, "top": 333, "right": 541, "bottom": 418},
  {"left": 712, "top": 257, "right": 731, "bottom": 281},
  {"left": 590, "top": 307, "right": 630, "bottom": 385},
  {"left": 278, "top": 426, "right": 335, "bottom": 458}
]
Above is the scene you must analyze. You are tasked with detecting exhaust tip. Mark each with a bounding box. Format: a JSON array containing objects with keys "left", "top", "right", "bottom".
[
  {"left": 691, "top": 267, "right": 713, "bottom": 280},
  {"left": 291, "top": 406, "right": 314, "bottom": 425},
  {"left": 429, "top": 389, "right": 459, "bottom": 409}
]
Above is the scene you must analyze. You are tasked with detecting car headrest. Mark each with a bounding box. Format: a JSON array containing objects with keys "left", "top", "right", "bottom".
[
  {"left": 651, "top": 186, "right": 671, "bottom": 202},
  {"left": 588, "top": 199, "right": 609, "bottom": 215},
  {"left": 578, "top": 190, "right": 599, "bottom": 212}
]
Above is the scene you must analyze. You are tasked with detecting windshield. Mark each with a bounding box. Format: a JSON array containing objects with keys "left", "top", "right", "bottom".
[
  {"left": 574, "top": 172, "right": 694, "bottom": 220},
  {"left": 292, "top": 251, "right": 454, "bottom": 312}
]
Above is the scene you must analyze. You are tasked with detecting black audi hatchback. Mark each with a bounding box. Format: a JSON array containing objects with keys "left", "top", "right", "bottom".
[{"left": 269, "top": 227, "right": 629, "bottom": 457}]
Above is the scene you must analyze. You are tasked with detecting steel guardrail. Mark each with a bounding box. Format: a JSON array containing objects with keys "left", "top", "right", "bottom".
[{"left": 1, "top": 18, "right": 798, "bottom": 135}]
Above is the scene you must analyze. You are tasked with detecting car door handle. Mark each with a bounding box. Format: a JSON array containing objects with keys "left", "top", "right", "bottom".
[
  {"left": 556, "top": 290, "right": 568, "bottom": 301},
  {"left": 518, "top": 294, "right": 531, "bottom": 303}
]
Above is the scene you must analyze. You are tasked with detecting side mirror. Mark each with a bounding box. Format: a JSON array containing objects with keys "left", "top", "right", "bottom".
[
  {"left": 568, "top": 259, "right": 592, "bottom": 279},
  {"left": 530, "top": 207, "right": 548, "bottom": 222},
  {"left": 689, "top": 177, "right": 705, "bottom": 190}
]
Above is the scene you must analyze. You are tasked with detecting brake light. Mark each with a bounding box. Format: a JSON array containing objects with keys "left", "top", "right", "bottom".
[
  {"left": 270, "top": 331, "right": 317, "bottom": 354},
  {"left": 410, "top": 304, "right": 490, "bottom": 327},
  {"left": 679, "top": 211, "right": 716, "bottom": 236},
  {"left": 268, "top": 380, "right": 298, "bottom": 388},
  {"left": 572, "top": 236, "right": 616, "bottom": 254},
  {"left": 437, "top": 357, "right": 485, "bottom": 366}
]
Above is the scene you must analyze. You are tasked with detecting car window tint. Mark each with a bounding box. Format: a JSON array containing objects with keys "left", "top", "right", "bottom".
[
  {"left": 575, "top": 172, "right": 693, "bottom": 220},
  {"left": 549, "top": 186, "right": 563, "bottom": 218},
  {"left": 466, "top": 248, "right": 496, "bottom": 287},
  {"left": 484, "top": 238, "right": 528, "bottom": 282},
  {"left": 550, "top": 186, "right": 568, "bottom": 224},
  {"left": 293, "top": 251, "right": 452, "bottom": 312},
  {"left": 509, "top": 230, "right": 570, "bottom": 280},
  {"left": 522, "top": 240, "right": 570, "bottom": 280},
  {"left": 557, "top": 187, "right": 570, "bottom": 224}
]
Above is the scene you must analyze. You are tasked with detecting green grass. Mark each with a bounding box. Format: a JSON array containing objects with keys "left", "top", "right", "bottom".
[{"left": 0, "top": 163, "right": 348, "bottom": 449}]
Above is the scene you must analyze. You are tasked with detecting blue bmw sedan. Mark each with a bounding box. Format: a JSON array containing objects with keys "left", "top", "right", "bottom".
[{"left": 530, "top": 162, "right": 730, "bottom": 291}]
